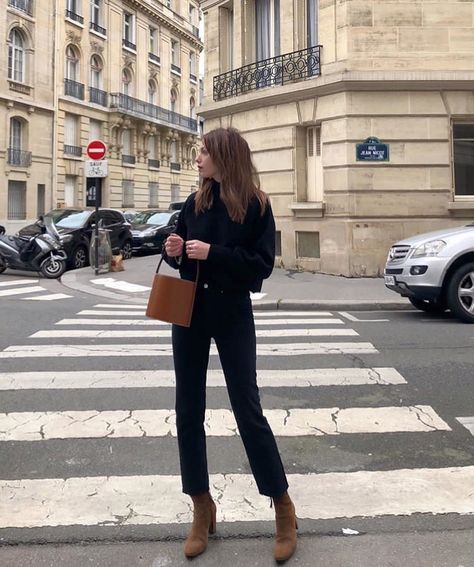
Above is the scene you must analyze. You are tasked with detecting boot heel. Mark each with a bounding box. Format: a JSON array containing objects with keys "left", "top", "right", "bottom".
[
  {"left": 295, "top": 518, "right": 299, "bottom": 530},
  {"left": 209, "top": 507, "right": 217, "bottom": 534}
]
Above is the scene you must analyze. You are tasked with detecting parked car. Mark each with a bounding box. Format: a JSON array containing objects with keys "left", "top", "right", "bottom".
[
  {"left": 123, "top": 209, "right": 139, "bottom": 223},
  {"left": 19, "top": 208, "right": 133, "bottom": 269},
  {"left": 130, "top": 210, "right": 179, "bottom": 253},
  {"left": 168, "top": 201, "right": 186, "bottom": 211},
  {"left": 384, "top": 223, "right": 474, "bottom": 323}
]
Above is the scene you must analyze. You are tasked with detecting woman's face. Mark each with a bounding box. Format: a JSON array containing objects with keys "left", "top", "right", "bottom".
[{"left": 196, "top": 145, "right": 220, "bottom": 180}]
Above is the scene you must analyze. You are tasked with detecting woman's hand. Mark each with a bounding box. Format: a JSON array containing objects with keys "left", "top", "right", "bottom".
[
  {"left": 164, "top": 233, "right": 184, "bottom": 257},
  {"left": 186, "top": 239, "right": 210, "bottom": 260}
]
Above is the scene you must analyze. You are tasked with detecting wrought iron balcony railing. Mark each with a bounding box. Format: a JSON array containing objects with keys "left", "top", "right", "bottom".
[
  {"left": 122, "top": 155, "right": 136, "bottom": 165},
  {"left": 171, "top": 64, "right": 181, "bottom": 74},
  {"left": 149, "top": 53, "right": 161, "bottom": 64},
  {"left": 170, "top": 162, "right": 181, "bottom": 172},
  {"left": 64, "top": 145, "right": 82, "bottom": 157},
  {"left": 110, "top": 93, "right": 198, "bottom": 132},
  {"left": 64, "top": 79, "right": 85, "bottom": 100},
  {"left": 89, "top": 87, "right": 108, "bottom": 107},
  {"left": 190, "top": 73, "right": 197, "bottom": 83},
  {"left": 122, "top": 38, "right": 136, "bottom": 50},
  {"left": 192, "top": 25, "right": 200, "bottom": 39},
  {"left": 8, "top": 0, "right": 33, "bottom": 16},
  {"left": 90, "top": 22, "right": 106, "bottom": 35},
  {"left": 148, "top": 159, "right": 160, "bottom": 169},
  {"left": 213, "top": 45, "right": 322, "bottom": 102},
  {"left": 7, "top": 148, "right": 32, "bottom": 167},
  {"left": 65, "top": 9, "right": 84, "bottom": 24}
]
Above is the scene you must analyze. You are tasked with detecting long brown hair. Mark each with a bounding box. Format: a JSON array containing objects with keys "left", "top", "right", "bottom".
[{"left": 195, "top": 127, "right": 268, "bottom": 223}]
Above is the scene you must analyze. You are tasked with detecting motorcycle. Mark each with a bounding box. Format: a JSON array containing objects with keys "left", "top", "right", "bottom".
[{"left": 0, "top": 216, "right": 68, "bottom": 279}]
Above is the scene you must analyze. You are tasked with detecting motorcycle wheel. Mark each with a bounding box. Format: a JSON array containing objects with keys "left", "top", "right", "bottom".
[
  {"left": 0, "top": 256, "right": 6, "bottom": 274},
  {"left": 40, "top": 257, "right": 66, "bottom": 279}
]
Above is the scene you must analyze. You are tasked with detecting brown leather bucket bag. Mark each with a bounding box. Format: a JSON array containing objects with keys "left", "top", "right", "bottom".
[{"left": 146, "top": 257, "right": 199, "bottom": 327}]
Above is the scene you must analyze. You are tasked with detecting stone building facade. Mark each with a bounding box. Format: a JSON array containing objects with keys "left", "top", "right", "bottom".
[
  {"left": 199, "top": 0, "right": 474, "bottom": 276},
  {"left": 1, "top": 0, "right": 202, "bottom": 231}
]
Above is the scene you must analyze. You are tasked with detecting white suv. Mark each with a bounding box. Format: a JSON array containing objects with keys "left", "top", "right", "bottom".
[{"left": 384, "top": 223, "right": 474, "bottom": 323}]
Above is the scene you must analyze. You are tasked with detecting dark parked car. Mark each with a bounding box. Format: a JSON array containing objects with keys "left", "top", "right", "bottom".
[
  {"left": 168, "top": 201, "right": 186, "bottom": 211},
  {"left": 19, "top": 208, "right": 133, "bottom": 269},
  {"left": 130, "top": 210, "right": 179, "bottom": 253}
]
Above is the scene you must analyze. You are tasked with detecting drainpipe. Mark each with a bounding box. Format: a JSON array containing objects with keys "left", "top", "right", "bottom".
[{"left": 51, "top": 0, "right": 60, "bottom": 210}]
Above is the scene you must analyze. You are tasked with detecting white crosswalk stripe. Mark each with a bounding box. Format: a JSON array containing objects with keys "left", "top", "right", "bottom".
[
  {"left": 0, "top": 304, "right": 471, "bottom": 535},
  {"left": 0, "top": 279, "right": 72, "bottom": 301}
]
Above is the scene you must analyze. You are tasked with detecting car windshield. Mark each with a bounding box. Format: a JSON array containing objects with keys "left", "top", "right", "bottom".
[
  {"left": 48, "top": 211, "right": 91, "bottom": 228},
  {"left": 133, "top": 212, "right": 171, "bottom": 226}
]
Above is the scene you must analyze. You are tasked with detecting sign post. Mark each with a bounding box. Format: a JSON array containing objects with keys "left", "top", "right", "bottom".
[{"left": 85, "top": 140, "right": 108, "bottom": 275}]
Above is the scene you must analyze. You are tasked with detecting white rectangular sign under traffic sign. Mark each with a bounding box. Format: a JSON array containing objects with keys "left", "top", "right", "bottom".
[{"left": 85, "top": 160, "right": 108, "bottom": 178}]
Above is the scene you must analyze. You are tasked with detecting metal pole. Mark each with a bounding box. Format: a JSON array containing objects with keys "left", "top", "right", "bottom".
[{"left": 94, "top": 178, "right": 100, "bottom": 276}]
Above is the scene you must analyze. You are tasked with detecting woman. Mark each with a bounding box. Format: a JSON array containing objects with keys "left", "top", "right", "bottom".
[{"left": 164, "top": 127, "right": 297, "bottom": 561}]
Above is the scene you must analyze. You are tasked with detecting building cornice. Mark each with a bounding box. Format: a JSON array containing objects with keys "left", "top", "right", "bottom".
[
  {"left": 0, "top": 95, "right": 55, "bottom": 114},
  {"left": 198, "top": 70, "right": 474, "bottom": 118},
  {"left": 124, "top": 0, "right": 203, "bottom": 50}
]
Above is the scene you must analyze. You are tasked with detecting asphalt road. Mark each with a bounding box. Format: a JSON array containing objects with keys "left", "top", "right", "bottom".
[{"left": 0, "top": 273, "right": 473, "bottom": 566}]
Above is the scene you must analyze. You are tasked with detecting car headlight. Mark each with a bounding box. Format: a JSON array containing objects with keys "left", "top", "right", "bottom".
[
  {"left": 61, "top": 234, "right": 74, "bottom": 243},
  {"left": 412, "top": 240, "right": 447, "bottom": 258},
  {"left": 142, "top": 228, "right": 158, "bottom": 236}
]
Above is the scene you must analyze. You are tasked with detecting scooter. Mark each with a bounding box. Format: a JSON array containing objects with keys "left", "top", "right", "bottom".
[{"left": 0, "top": 216, "right": 68, "bottom": 279}]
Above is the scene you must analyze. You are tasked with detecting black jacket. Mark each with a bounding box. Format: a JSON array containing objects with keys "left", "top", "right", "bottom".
[{"left": 163, "top": 182, "right": 275, "bottom": 293}]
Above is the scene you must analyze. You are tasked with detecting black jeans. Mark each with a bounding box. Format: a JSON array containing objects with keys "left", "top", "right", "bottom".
[{"left": 172, "top": 286, "right": 289, "bottom": 497}]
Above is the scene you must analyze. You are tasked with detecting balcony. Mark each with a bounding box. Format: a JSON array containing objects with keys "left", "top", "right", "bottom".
[
  {"left": 90, "top": 21, "right": 106, "bottom": 35},
  {"left": 89, "top": 87, "right": 108, "bottom": 107},
  {"left": 122, "top": 155, "right": 136, "bottom": 165},
  {"left": 7, "top": 148, "right": 32, "bottom": 167},
  {"left": 64, "top": 145, "right": 82, "bottom": 157},
  {"left": 213, "top": 45, "right": 322, "bottom": 102},
  {"left": 171, "top": 64, "right": 181, "bottom": 75},
  {"left": 110, "top": 93, "right": 198, "bottom": 132},
  {"left": 122, "top": 38, "right": 136, "bottom": 51},
  {"left": 148, "top": 159, "right": 160, "bottom": 169},
  {"left": 190, "top": 73, "right": 197, "bottom": 83},
  {"left": 8, "top": 0, "right": 33, "bottom": 16},
  {"left": 65, "top": 9, "right": 84, "bottom": 24},
  {"left": 149, "top": 53, "right": 161, "bottom": 65},
  {"left": 64, "top": 79, "right": 85, "bottom": 100},
  {"left": 191, "top": 25, "right": 200, "bottom": 39},
  {"left": 170, "top": 162, "right": 181, "bottom": 172}
]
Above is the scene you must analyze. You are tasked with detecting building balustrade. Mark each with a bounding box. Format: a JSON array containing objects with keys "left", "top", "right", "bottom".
[
  {"left": 122, "top": 155, "right": 136, "bottom": 165},
  {"left": 8, "top": 0, "right": 33, "bottom": 16},
  {"left": 64, "top": 79, "right": 85, "bottom": 100},
  {"left": 122, "top": 38, "right": 136, "bottom": 50},
  {"left": 65, "top": 9, "right": 84, "bottom": 24},
  {"left": 89, "top": 87, "right": 108, "bottom": 107},
  {"left": 64, "top": 145, "right": 82, "bottom": 157},
  {"left": 170, "top": 162, "right": 181, "bottom": 172},
  {"left": 7, "top": 148, "right": 32, "bottom": 167},
  {"left": 90, "top": 22, "right": 106, "bottom": 35},
  {"left": 148, "top": 159, "right": 161, "bottom": 169},
  {"left": 110, "top": 92, "right": 197, "bottom": 132},
  {"left": 213, "top": 45, "right": 322, "bottom": 101}
]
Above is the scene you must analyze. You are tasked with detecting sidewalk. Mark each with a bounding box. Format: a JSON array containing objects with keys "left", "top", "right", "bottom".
[{"left": 62, "top": 254, "right": 411, "bottom": 310}]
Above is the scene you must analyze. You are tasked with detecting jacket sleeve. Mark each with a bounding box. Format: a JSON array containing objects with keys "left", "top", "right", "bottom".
[
  {"left": 206, "top": 201, "right": 275, "bottom": 282},
  {"left": 162, "top": 198, "right": 189, "bottom": 270}
]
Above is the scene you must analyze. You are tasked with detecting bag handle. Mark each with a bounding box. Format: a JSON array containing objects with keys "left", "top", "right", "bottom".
[{"left": 156, "top": 254, "right": 200, "bottom": 283}]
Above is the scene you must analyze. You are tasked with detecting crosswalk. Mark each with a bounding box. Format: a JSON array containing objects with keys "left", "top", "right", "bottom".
[
  {"left": 0, "top": 278, "right": 72, "bottom": 301},
  {"left": 0, "top": 303, "right": 473, "bottom": 535}
]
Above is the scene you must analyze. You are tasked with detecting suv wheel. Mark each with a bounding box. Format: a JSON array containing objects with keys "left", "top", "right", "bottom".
[
  {"left": 70, "top": 245, "right": 88, "bottom": 269},
  {"left": 447, "top": 262, "right": 474, "bottom": 323},
  {"left": 121, "top": 240, "right": 133, "bottom": 260},
  {"left": 408, "top": 297, "right": 447, "bottom": 314}
]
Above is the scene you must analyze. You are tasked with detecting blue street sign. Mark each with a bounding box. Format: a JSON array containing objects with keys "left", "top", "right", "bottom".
[{"left": 356, "top": 137, "right": 389, "bottom": 161}]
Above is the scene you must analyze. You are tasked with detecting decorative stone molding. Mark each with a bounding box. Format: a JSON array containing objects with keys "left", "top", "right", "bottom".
[
  {"left": 90, "top": 40, "right": 104, "bottom": 55},
  {"left": 123, "top": 55, "right": 135, "bottom": 69},
  {"left": 65, "top": 30, "right": 81, "bottom": 46}
]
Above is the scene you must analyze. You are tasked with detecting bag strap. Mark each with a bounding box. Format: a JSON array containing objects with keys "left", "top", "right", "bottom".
[{"left": 156, "top": 254, "right": 200, "bottom": 283}]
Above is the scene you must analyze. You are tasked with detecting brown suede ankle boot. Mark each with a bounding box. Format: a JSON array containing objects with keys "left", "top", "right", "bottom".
[
  {"left": 184, "top": 492, "right": 217, "bottom": 558},
  {"left": 273, "top": 492, "right": 298, "bottom": 562}
]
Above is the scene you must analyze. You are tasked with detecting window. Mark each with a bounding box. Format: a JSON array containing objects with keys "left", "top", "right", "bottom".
[
  {"left": 149, "top": 27, "right": 158, "bottom": 54},
  {"left": 66, "top": 45, "right": 80, "bottom": 81},
  {"left": 189, "top": 51, "right": 197, "bottom": 78},
  {"left": 123, "top": 12, "right": 135, "bottom": 44},
  {"left": 219, "top": 7, "right": 233, "bottom": 72},
  {"left": 90, "top": 55, "right": 103, "bottom": 89},
  {"left": 170, "top": 88, "right": 178, "bottom": 113},
  {"left": 37, "top": 184, "right": 46, "bottom": 217},
  {"left": 256, "top": 0, "right": 280, "bottom": 60},
  {"left": 296, "top": 231, "right": 320, "bottom": 259},
  {"left": 307, "top": 0, "right": 318, "bottom": 47},
  {"left": 122, "top": 68, "right": 132, "bottom": 95},
  {"left": 275, "top": 231, "right": 282, "bottom": 256},
  {"left": 171, "top": 40, "right": 179, "bottom": 66},
  {"left": 305, "top": 125, "right": 323, "bottom": 202},
  {"left": 8, "top": 180, "right": 27, "bottom": 220},
  {"left": 122, "top": 180, "right": 134, "bottom": 206},
  {"left": 90, "top": 0, "right": 101, "bottom": 25},
  {"left": 10, "top": 117, "right": 23, "bottom": 150},
  {"left": 149, "top": 182, "right": 159, "bottom": 207},
  {"left": 67, "top": 0, "right": 80, "bottom": 12},
  {"left": 170, "top": 141, "right": 178, "bottom": 162},
  {"left": 148, "top": 136, "right": 156, "bottom": 159},
  {"left": 64, "top": 113, "right": 79, "bottom": 153},
  {"left": 148, "top": 79, "right": 157, "bottom": 105},
  {"left": 122, "top": 130, "right": 132, "bottom": 155},
  {"left": 171, "top": 184, "right": 180, "bottom": 201},
  {"left": 64, "top": 175, "right": 76, "bottom": 207},
  {"left": 89, "top": 119, "right": 101, "bottom": 141},
  {"left": 454, "top": 124, "right": 474, "bottom": 198},
  {"left": 189, "top": 4, "right": 196, "bottom": 24},
  {"left": 8, "top": 29, "right": 25, "bottom": 82},
  {"left": 190, "top": 96, "right": 196, "bottom": 119}
]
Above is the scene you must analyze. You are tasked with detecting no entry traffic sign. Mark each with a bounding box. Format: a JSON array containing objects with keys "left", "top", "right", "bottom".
[{"left": 86, "top": 139, "right": 107, "bottom": 160}]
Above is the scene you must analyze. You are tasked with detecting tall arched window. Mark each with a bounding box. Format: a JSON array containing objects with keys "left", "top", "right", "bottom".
[
  {"left": 65, "top": 45, "right": 80, "bottom": 81},
  {"left": 190, "top": 96, "right": 196, "bottom": 119},
  {"left": 8, "top": 29, "right": 25, "bottom": 82},
  {"left": 122, "top": 68, "right": 132, "bottom": 96},
  {"left": 90, "top": 55, "right": 103, "bottom": 89},
  {"left": 170, "top": 88, "right": 178, "bottom": 113},
  {"left": 148, "top": 79, "right": 157, "bottom": 105},
  {"left": 10, "top": 117, "right": 24, "bottom": 150}
]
